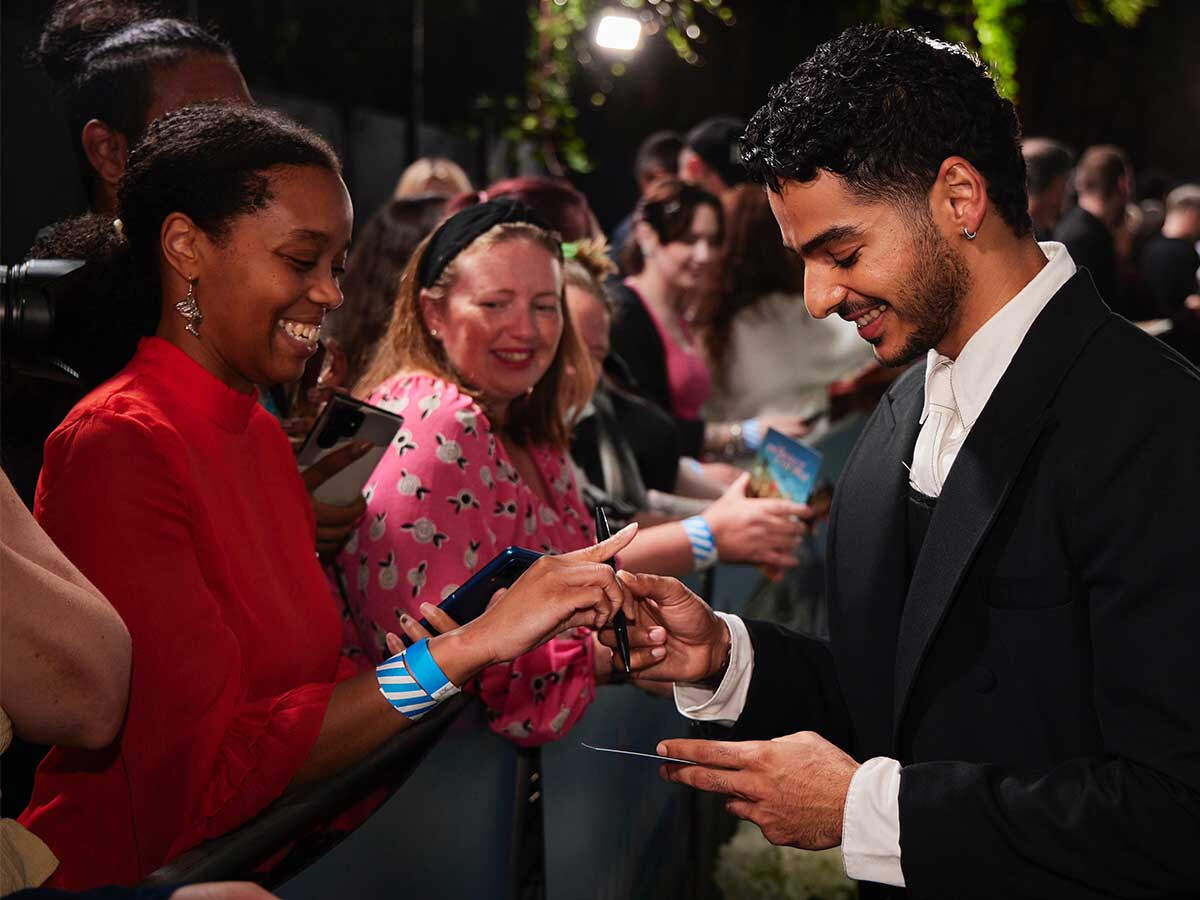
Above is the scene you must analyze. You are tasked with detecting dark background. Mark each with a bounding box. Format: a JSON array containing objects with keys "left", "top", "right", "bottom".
[{"left": 3, "top": 0, "right": 1198, "bottom": 263}]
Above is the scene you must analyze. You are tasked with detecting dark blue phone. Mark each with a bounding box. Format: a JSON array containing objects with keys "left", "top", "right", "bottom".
[{"left": 406, "top": 546, "right": 542, "bottom": 643}]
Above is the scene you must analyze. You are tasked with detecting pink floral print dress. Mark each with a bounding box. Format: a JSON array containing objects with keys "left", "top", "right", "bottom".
[{"left": 335, "top": 373, "right": 596, "bottom": 746}]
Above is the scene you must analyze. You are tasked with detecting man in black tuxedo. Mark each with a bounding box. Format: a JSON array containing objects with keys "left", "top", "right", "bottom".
[{"left": 605, "top": 26, "right": 1200, "bottom": 899}]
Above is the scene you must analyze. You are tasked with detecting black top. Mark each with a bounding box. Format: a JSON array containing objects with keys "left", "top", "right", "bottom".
[
  {"left": 607, "top": 280, "right": 706, "bottom": 458},
  {"left": 1053, "top": 205, "right": 1118, "bottom": 311},
  {"left": 570, "top": 379, "right": 680, "bottom": 498}
]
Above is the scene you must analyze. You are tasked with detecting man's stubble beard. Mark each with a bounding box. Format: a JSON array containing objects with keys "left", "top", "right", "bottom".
[{"left": 878, "top": 211, "right": 973, "bottom": 368}]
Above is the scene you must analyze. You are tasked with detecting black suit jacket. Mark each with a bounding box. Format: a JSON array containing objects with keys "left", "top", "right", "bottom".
[{"left": 733, "top": 273, "right": 1200, "bottom": 898}]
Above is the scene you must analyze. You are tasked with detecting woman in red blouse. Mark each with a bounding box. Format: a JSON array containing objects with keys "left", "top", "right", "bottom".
[{"left": 20, "top": 103, "right": 641, "bottom": 889}]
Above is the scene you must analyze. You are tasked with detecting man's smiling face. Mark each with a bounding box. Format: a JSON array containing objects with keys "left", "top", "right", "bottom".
[{"left": 766, "top": 172, "right": 972, "bottom": 367}]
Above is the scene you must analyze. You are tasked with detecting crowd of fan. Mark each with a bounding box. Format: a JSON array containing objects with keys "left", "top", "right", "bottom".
[{"left": 2, "top": 1, "right": 1197, "bottom": 897}]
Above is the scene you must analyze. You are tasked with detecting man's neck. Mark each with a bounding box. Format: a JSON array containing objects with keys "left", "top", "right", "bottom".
[{"left": 937, "top": 237, "right": 1050, "bottom": 360}]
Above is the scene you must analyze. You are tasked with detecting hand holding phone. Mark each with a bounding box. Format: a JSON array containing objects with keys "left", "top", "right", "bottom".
[
  {"left": 399, "top": 547, "right": 543, "bottom": 646},
  {"left": 296, "top": 395, "right": 404, "bottom": 507}
]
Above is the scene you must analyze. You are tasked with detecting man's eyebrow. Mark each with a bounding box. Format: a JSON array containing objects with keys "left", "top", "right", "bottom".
[
  {"left": 282, "top": 228, "right": 329, "bottom": 242},
  {"left": 798, "top": 224, "right": 862, "bottom": 257}
]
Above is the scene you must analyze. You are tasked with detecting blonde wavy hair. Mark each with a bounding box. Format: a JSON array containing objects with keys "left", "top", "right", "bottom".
[{"left": 356, "top": 222, "right": 590, "bottom": 449}]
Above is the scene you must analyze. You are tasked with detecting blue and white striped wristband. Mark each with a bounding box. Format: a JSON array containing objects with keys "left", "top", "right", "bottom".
[
  {"left": 741, "top": 418, "right": 765, "bottom": 452},
  {"left": 682, "top": 515, "right": 719, "bottom": 571},
  {"left": 376, "top": 637, "right": 460, "bottom": 720}
]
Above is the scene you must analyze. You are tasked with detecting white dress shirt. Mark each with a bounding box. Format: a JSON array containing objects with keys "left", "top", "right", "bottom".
[{"left": 675, "top": 243, "right": 1078, "bottom": 887}]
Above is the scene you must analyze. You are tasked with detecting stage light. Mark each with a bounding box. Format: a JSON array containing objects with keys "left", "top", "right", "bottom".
[{"left": 595, "top": 13, "right": 641, "bottom": 52}]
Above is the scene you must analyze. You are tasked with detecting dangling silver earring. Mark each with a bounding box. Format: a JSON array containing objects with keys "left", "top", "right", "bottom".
[
  {"left": 962, "top": 226, "right": 978, "bottom": 240},
  {"left": 175, "top": 279, "right": 202, "bottom": 337}
]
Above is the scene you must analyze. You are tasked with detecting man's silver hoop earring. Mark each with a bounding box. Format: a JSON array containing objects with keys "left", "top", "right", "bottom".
[
  {"left": 175, "top": 279, "right": 202, "bottom": 337},
  {"left": 962, "top": 226, "right": 978, "bottom": 240}
]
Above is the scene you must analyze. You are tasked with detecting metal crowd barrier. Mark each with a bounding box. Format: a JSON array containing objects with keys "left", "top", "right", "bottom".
[{"left": 146, "top": 415, "right": 869, "bottom": 898}]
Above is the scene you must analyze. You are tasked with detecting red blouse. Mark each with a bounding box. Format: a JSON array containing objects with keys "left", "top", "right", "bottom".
[{"left": 20, "top": 338, "right": 354, "bottom": 888}]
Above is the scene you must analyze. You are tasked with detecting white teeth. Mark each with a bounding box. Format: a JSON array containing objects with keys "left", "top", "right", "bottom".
[
  {"left": 495, "top": 350, "right": 532, "bottom": 361},
  {"left": 280, "top": 319, "right": 320, "bottom": 344},
  {"left": 855, "top": 305, "right": 886, "bottom": 330}
]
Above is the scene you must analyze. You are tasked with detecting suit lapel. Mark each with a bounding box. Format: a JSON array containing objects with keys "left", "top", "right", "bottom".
[
  {"left": 829, "top": 371, "right": 922, "bottom": 757},
  {"left": 891, "top": 273, "right": 1112, "bottom": 738}
]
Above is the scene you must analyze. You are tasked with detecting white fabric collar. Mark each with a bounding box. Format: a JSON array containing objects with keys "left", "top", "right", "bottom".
[{"left": 920, "top": 242, "right": 1077, "bottom": 427}]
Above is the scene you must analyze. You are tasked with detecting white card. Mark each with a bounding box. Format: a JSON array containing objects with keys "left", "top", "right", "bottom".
[{"left": 580, "top": 741, "right": 696, "bottom": 765}]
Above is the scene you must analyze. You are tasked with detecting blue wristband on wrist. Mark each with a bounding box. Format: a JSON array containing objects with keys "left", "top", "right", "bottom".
[
  {"left": 682, "top": 515, "right": 719, "bottom": 571},
  {"left": 376, "top": 637, "right": 460, "bottom": 720},
  {"left": 741, "top": 418, "right": 765, "bottom": 452}
]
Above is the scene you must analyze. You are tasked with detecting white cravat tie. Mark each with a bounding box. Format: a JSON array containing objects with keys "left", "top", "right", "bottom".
[{"left": 910, "top": 357, "right": 962, "bottom": 498}]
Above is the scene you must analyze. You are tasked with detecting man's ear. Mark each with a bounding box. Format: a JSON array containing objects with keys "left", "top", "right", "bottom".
[
  {"left": 933, "top": 156, "right": 987, "bottom": 238},
  {"left": 419, "top": 288, "right": 446, "bottom": 339},
  {"left": 81, "top": 119, "right": 129, "bottom": 188},
  {"left": 160, "top": 212, "right": 204, "bottom": 286}
]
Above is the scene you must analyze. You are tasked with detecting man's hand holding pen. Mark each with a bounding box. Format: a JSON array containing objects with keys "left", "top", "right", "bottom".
[
  {"left": 598, "top": 571, "right": 730, "bottom": 686},
  {"left": 601, "top": 570, "right": 860, "bottom": 852}
]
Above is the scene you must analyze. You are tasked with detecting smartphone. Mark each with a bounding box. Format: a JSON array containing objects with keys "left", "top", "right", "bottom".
[
  {"left": 295, "top": 394, "right": 404, "bottom": 506},
  {"left": 407, "top": 546, "right": 542, "bottom": 643}
]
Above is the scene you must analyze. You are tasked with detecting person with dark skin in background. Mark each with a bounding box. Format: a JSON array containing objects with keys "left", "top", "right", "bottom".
[
  {"left": 36, "top": 0, "right": 252, "bottom": 215},
  {"left": 605, "top": 26, "right": 1200, "bottom": 899}
]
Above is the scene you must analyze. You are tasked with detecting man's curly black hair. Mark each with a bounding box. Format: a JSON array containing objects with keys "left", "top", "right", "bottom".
[{"left": 741, "top": 25, "right": 1032, "bottom": 236}]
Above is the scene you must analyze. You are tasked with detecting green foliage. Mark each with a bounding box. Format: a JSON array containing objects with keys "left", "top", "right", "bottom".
[
  {"left": 504, "top": 0, "right": 1156, "bottom": 173},
  {"left": 879, "top": 0, "right": 1156, "bottom": 99},
  {"left": 714, "top": 820, "right": 858, "bottom": 900},
  {"left": 500, "top": 0, "right": 737, "bottom": 173}
]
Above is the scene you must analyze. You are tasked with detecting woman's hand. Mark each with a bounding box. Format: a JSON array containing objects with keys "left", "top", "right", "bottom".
[
  {"left": 754, "top": 414, "right": 810, "bottom": 441},
  {"left": 704, "top": 473, "right": 810, "bottom": 570},
  {"left": 300, "top": 440, "right": 372, "bottom": 559},
  {"left": 428, "top": 524, "right": 639, "bottom": 685},
  {"left": 387, "top": 604, "right": 462, "bottom": 650}
]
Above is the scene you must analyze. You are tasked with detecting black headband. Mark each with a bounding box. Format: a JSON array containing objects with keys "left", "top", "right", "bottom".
[{"left": 418, "top": 198, "right": 552, "bottom": 288}]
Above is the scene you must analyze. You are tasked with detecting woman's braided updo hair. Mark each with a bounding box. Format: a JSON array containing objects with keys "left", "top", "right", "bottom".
[
  {"left": 29, "top": 102, "right": 341, "bottom": 386},
  {"left": 37, "top": 0, "right": 237, "bottom": 184}
]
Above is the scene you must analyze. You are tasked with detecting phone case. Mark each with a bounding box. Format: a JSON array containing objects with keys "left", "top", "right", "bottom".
[
  {"left": 408, "top": 546, "right": 542, "bottom": 642},
  {"left": 296, "top": 396, "right": 404, "bottom": 507}
]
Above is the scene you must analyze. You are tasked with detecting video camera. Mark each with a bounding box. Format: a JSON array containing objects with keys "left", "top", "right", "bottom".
[{"left": 1, "top": 259, "right": 90, "bottom": 383}]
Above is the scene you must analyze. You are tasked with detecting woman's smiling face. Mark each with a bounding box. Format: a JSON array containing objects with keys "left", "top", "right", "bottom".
[
  {"left": 176, "top": 164, "right": 353, "bottom": 389},
  {"left": 421, "top": 237, "right": 565, "bottom": 409}
]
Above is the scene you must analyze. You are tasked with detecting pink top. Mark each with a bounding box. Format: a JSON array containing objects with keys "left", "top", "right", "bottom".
[
  {"left": 625, "top": 281, "right": 712, "bottom": 419},
  {"left": 335, "top": 373, "right": 596, "bottom": 746}
]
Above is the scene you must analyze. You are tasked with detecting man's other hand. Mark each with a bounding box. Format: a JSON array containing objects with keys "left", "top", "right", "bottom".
[{"left": 657, "top": 731, "right": 860, "bottom": 850}]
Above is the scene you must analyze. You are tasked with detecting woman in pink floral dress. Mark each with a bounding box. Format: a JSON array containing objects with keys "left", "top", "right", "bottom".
[{"left": 336, "top": 199, "right": 607, "bottom": 746}]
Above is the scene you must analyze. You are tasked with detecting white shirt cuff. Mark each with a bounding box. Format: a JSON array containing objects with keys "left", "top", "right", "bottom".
[
  {"left": 673, "top": 612, "right": 753, "bottom": 725},
  {"left": 842, "top": 756, "right": 905, "bottom": 887}
]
